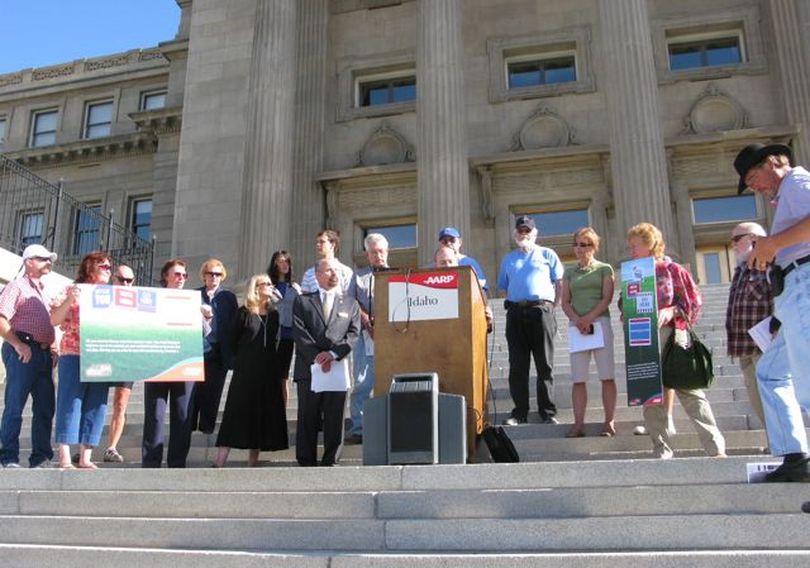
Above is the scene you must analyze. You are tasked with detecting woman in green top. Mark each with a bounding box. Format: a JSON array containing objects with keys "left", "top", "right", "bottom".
[{"left": 560, "top": 227, "right": 617, "bottom": 438}]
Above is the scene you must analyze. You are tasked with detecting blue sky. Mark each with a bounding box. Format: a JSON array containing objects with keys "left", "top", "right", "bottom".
[{"left": 0, "top": 1, "right": 181, "bottom": 74}]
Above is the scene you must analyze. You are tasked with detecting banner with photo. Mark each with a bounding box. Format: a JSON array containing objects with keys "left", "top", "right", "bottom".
[
  {"left": 620, "top": 257, "right": 663, "bottom": 407},
  {"left": 79, "top": 284, "right": 204, "bottom": 383}
]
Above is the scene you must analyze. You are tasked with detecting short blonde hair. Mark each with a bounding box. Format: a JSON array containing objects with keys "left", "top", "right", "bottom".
[
  {"left": 573, "top": 226, "right": 601, "bottom": 252},
  {"left": 627, "top": 222, "right": 665, "bottom": 259},
  {"left": 244, "top": 274, "right": 273, "bottom": 314},
  {"left": 199, "top": 258, "right": 227, "bottom": 283}
]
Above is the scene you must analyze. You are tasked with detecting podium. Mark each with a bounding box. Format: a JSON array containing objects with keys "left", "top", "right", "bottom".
[{"left": 373, "top": 266, "right": 489, "bottom": 459}]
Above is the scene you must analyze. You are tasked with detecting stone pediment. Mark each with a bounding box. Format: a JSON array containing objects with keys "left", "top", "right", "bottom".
[
  {"left": 683, "top": 84, "right": 747, "bottom": 135},
  {"left": 511, "top": 106, "right": 577, "bottom": 151},
  {"left": 356, "top": 121, "right": 415, "bottom": 167}
]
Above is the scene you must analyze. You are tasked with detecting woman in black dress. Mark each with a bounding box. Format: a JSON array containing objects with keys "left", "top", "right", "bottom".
[{"left": 213, "top": 274, "right": 288, "bottom": 467}]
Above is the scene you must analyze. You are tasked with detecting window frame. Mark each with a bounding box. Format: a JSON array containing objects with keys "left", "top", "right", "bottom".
[
  {"left": 667, "top": 29, "right": 745, "bottom": 72},
  {"left": 336, "top": 51, "right": 416, "bottom": 122},
  {"left": 29, "top": 108, "right": 59, "bottom": 148},
  {"left": 356, "top": 70, "right": 416, "bottom": 108},
  {"left": 140, "top": 90, "right": 167, "bottom": 111},
  {"left": 18, "top": 209, "right": 45, "bottom": 247},
  {"left": 361, "top": 221, "right": 418, "bottom": 250},
  {"left": 505, "top": 49, "right": 578, "bottom": 91},
  {"left": 129, "top": 197, "right": 153, "bottom": 242},
  {"left": 83, "top": 99, "right": 114, "bottom": 139},
  {"left": 690, "top": 193, "right": 760, "bottom": 226},
  {"left": 72, "top": 204, "right": 103, "bottom": 257},
  {"left": 513, "top": 207, "right": 592, "bottom": 239}
]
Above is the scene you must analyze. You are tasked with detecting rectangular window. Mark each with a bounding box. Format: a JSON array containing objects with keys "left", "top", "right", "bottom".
[
  {"left": 507, "top": 54, "right": 576, "bottom": 89},
  {"left": 30, "top": 109, "right": 58, "bottom": 148},
  {"left": 364, "top": 223, "right": 417, "bottom": 249},
  {"left": 130, "top": 198, "right": 152, "bottom": 241},
  {"left": 668, "top": 33, "right": 743, "bottom": 71},
  {"left": 73, "top": 205, "right": 102, "bottom": 256},
  {"left": 357, "top": 74, "right": 416, "bottom": 107},
  {"left": 0, "top": 117, "right": 6, "bottom": 150},
  {"left": 84, "top": 101, "right": 113, "bottom": 139},
  {"left": 19, "top": 211, "right": 44, "bottom": 247},
  {"left": 141, "top": 91, "right": 167, "bottom": 111},
  {"left": 518, "top": 209, "right": 590, "bottom": 238},
  {"left": 692, "top": 194, "right": 757, "bottom": 224}
]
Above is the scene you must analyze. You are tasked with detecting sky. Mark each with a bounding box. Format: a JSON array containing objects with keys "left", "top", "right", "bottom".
[{"left": 0, "top": 1, "right": 181, "bottom": 75}]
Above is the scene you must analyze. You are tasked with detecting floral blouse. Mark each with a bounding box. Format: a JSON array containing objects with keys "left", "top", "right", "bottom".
[
  {"left": 655, "top": 258, "right": 702, "bottom": 328},
  {"left": 52, "top": 285, "right": 81, "bottom": 356}
]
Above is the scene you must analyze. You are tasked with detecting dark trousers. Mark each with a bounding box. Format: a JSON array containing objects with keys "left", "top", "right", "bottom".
[
  {"left": 295, "top": 379, "right": 345, "bottom": 466},
  {"left": 505, "top": 303, "right": 557, "bottom": 420},
  {"left": 142, "top": 381, "right": 194, "bottom": 468},
  {"left": 0, "top": 342, "right": 54, "bottom": 467},
  {"left": 191, "top": 351, "right": 228, "bottom": 434}
]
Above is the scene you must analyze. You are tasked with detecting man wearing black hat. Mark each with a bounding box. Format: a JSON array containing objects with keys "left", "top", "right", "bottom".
[
  {"left": 734, "top": 142, "right": 810, "bottom": 482},
  {"left": 496, "top": 215, "right": 564, "bottom": 425}
]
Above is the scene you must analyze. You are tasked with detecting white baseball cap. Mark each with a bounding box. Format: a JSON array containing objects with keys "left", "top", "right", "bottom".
[{"left": 22, "top": 244, "right": 57, "bottom": 263}]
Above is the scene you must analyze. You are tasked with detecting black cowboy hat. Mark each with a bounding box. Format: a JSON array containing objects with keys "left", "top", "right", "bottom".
[{"left": 734, "top": 142, "right": 793, "bottom": 194}]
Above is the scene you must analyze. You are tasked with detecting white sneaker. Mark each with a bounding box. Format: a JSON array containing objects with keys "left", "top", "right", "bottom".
[
  {"left": 666, "top": 415, "right": 677, "bottom": 436},
  {"left": 633, "top": 425, "right": 648, "bottom": 436}
]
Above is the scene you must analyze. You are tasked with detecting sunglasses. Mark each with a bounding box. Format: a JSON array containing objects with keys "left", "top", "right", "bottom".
[
  {"left": 97, "top": 264, "right": 112, "bottom": 270},
  {"left": 205, "top": 271, "right": 223, "bottom": 277},
  {"left": 31, "top": 256, "right": 52, "bottom": 262},
  {"left": 171, "top": 272, "right": 188, "bottom": 279},
  {"left": 731, "top": 233, "right": 753, "bottom": 243},
  {"left": 116, "top": 276, "right": 134, "bottom": 284},
  {"left": 256, "top": 282, "right": 272, "bottom": 288},
  {"left": 573, "top": 243, "right": 593, "bottom": 249}
]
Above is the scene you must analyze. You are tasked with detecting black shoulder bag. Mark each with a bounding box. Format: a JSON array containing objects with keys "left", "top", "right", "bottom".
[{"left": 661, "top": 325, "right": 714, "bottom": 390}]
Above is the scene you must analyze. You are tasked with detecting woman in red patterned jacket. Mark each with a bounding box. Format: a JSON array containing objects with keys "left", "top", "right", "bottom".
[{"left": 626, "top": 223, "right": 726, "bottom": 459}]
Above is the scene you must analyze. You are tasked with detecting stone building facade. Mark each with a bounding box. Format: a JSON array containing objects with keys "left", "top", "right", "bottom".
[{"left": 1, "top": 0, "right": 809, "bottom": 285}]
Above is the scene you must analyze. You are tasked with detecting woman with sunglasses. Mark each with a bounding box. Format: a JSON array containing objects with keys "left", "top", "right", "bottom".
[
  {"left": 560, "top": 227, "right": 617, "bottom": 438},
  {"left": 191, "top": 258, "right": 238, "bottom": 435},
  {"left": 50, "top": 251, "right": 114, "bottom": 469},
  {"left": 213, "top": 274, "right": 288, "bottom": 467},
  {"left": 141, "top": 258, "right": 198, "bottom": 468}
]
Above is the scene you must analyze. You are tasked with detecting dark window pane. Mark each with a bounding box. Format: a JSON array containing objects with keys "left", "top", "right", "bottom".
[
  {"left": 142, "top": 92, "right": 166, "bottom": 110},
  {"left": 544, "top": 64, "right": 576, "bottom": 84},
  {"left": 392, "top": 83, "right": 416, "bottom": 103},
  {"left": 693, "top": 195, "right": 757, "bottom": 224},
  {"left": 669, "top": 36, "right": 742, "bottom": 70},
  {"left": 359, "top": 75, "right": 416, "bottom": 107},
  {"left": 522, "top": 209, "right": 590, "bottom": 237},
  {"left": 703, "top": 253, "right": 722, "bottom": 284},
  {"left": 73, "top": 206, "right": 101, "bottom": 256},
  {"left": 20, "top": 212, "right": 44, "bottom": 246},
  {"left": 706, "top": 43, "right": 741, "bottom": 66},
  {"left": 364, "top": 224, "right": 417, "bottom": 249},
  {"left": 508, "top": 56, "right": 575, "bottom": 88},
  {"left": 132, "top": 199, "right": 152, "bottom": 241}
]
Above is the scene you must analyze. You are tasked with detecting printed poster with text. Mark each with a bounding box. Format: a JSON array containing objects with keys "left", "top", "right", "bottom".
[
  {"left": 79, "top": 284, "right": 204, "bottom": 383},
  {"left": 620, "top": 257, "right": 662, "bottom": 407},
  {"left": 388, "top": 270, "right": 459, "bottom": 322}
]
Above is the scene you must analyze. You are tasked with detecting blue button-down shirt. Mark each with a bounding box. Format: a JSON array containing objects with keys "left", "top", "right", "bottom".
[{"left": 497, "top": 246, "right": 563, "bottom": 302}]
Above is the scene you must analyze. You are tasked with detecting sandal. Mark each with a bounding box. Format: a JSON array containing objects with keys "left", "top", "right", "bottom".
[
  {"left": 58, "top": 463, "right": 76, "bottom": 470},
  {"left": 565, "top": 429, "right": 585, "bottom": 438},
  {"left": 600, "top": 424, "right": 617, "bottom": 437},
  {"left": 76, "top": 462, "right": 98, "bottom": 470}
]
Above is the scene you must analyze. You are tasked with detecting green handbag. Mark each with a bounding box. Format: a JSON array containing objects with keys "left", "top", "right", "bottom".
[{"left": 661, "top": 327, "right": 714, "bottom": 390}]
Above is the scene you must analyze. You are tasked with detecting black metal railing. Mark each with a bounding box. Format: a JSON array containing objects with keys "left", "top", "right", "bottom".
[{"left": 0, "top": 154, "right": 155, "bottom": 284}]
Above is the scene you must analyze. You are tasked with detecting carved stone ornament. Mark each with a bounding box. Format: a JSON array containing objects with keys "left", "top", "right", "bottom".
[
  {"left": 511, "top": 106, "right": 576, "bottom": 151},
  {"left": 684, "top": 84, "right": 747, "bottom": 135},
  {"left": 356, "top": 121, "right": 415, "bottom": 167}
]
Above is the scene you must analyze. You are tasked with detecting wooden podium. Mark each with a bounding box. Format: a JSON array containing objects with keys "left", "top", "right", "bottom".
[{"left": 373, "top": 266, "right": 489, "bottom": 459}]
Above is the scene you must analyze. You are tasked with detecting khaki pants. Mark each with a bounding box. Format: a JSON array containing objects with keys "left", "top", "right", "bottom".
[
  {"left": 738, "top": 352, "right": 767, "bottom": 428},
  {"left": 644, "top": 327, "right": 726, "bottom": 458}
]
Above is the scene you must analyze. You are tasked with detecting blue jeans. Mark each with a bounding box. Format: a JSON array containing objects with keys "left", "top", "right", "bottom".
[
  {"left": 756, "top": 262, "right": 810, "bottom": 456},
  {"left": 55, "top": 355, "right": 109, "bottom": 447},
  {"left": 0, "top": 341, "right": 55, "bottom": 466},
  {"left": 349, "top": 333, "right": 374, "bottom": 436}
]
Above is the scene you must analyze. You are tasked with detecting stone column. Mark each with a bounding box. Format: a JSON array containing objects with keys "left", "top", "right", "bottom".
[
  {"left": 416, "top": 0, "right": 470, "bottom": 266},
  {"left": 769, "top": 0, "right": 810, "bottom": 164},
  {"left": 599, "top": 0, "right": 676, "bottom": 249},
  {"left": 290, "top": 0, "right": 329, "bottom": 268},
  {"left": 238, "top": 0, "right": 297, "bottom": 276}
]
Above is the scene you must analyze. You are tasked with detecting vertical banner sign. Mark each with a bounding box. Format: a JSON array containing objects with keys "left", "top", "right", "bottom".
[
  {"left": 79, "top": 284, "right": 204, "bottom": 383},
  {"left": 388, "top": 270, "right": 460, "bottom": 322},
  {"left": 621, "top": 257, "right": 662, "bottom": 407}
]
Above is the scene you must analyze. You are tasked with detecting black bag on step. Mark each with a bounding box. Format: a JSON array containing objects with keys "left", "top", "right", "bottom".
[{"left": 482, "top": 425, "right": 520, "bottom": 463}]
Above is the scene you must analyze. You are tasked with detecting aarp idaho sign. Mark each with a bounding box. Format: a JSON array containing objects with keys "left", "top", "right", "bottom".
[{"left": 388, "top": 270, "right": 459, "bottom": 322}]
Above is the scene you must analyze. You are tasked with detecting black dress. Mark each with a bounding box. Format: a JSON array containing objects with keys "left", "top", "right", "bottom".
[{"left": 216, "top": 307, "right": 289, "bottom": 451}]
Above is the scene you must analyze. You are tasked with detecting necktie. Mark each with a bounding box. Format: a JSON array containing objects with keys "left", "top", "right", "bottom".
[{"left": 322, "top": 292, "right": 334, "bottom": 321}]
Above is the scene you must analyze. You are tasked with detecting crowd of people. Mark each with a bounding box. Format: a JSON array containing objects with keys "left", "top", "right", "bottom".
[{"left": 0, "top": 143, "right": 808, "bottom": 499}]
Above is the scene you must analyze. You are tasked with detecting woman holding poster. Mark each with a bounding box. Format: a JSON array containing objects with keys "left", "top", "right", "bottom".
[
  {"left": 212, "top": 274, "right": 288, "bottom": 467},
  {"left": 560, "top": 227, "right": 616, "bottom": 438},
  {"left": 626, "top": 223, "right": 726, "bottom": 459},
  {"left": 51, "top": 252, "right": 113, "bottom": 469}
]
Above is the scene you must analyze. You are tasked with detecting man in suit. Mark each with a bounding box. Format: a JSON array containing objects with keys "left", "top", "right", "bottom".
[{"left": 293, "top": 258, "right": 361, "bottom": 466}]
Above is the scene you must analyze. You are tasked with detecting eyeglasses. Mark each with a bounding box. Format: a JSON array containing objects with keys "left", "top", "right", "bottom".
[
  {"left": 256, "top": 282, "right": 272, "bottom": 288},
  {"left": 573, "top": 242, "right": 593, "bottom": 249},
  {"left": 97, "top": 264, "right": 112, "bottom": 270},
  {"left": 31, "top": 256, "right": 52, "bottom": 262},
  {"left": 116, "top": 276, "right": 134, "bottom": 284},
  {"left": 205, "top": 271, "right": 223, "bottom": 277},
  {"left": 171, "top": 272, "right": 188, "bottom": 279},
  {"left": 731, "top": 233, "right": 753, "bottom": 243}
]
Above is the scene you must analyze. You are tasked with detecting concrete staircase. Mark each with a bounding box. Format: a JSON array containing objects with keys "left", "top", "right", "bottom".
[{"left": 1, "top": 283, "right": 809, "bottom": 565}]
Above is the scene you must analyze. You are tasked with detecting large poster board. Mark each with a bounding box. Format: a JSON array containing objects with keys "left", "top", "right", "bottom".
[
  {"left": 620, "top": 257, "right": 663, "bottom": 407},
  {"left": 79, "top": 284, "right": 204, "bottom": 383}
]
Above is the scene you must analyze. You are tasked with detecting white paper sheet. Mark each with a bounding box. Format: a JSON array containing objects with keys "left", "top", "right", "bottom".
[
  {"left": 568, "top": 321, "right": 606, "bottom": 353},
  {"left": 363, "top": 330, "right": 374, "bottom": 357},
  {"left": 310, "top": 358, "right": 351, "bottom": 392},
  {"left": 748, "top": 316, "right": 774, "bottom": 353}
]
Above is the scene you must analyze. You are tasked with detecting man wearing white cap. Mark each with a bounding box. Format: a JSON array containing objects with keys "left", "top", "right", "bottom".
[{"left": 0, "top": 244, "right": 58, "bottom": 468}]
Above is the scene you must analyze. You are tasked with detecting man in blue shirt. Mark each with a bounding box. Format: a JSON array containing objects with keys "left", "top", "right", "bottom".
[
  {"left": 438, "top": 227, "right": 488, "bottom": 294},
  {"left": 497, "top": 216, "right": 564, "bottom": 425}
]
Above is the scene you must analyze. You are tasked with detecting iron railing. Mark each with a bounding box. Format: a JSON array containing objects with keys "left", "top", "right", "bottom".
[{"left": 0, "top": 154, "right": 155, "bottom": 284}]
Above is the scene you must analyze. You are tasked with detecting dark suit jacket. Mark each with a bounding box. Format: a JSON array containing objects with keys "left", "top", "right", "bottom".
[
  {"left": 292, "top": 291, "right": 361, "bottom": 382},
  {"left": 198, "top": 285, "right": 239, "bottom": 369}
]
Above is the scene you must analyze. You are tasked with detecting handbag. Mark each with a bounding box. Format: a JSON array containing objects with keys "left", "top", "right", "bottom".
[
  {"left": 481, "top": 425, "right": 520, "bottom": 463},
  {"left": 661, "top": 326, "right": 714, "bottom": 390}
]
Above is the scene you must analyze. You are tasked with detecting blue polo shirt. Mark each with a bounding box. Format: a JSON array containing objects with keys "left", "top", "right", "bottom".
[
  {"left": 497, "top": 246, "right": 563, "bottom": 302},
  {"left": 459, "top": 255, "right": 488, "bottom": 292}
]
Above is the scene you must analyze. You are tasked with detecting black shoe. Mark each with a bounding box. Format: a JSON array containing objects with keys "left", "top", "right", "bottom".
[
  {"left": 502, "top": 416, "right": 526, "bottom": 426},
  {"left": 764, "top": 456, "right": 810, "bottom": 482},
  {"left": 540, "top": 416, "right": 559, "bottom": 425},
  {"left": 802, "top": 501, "right": 810, "bottom": 514}
]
